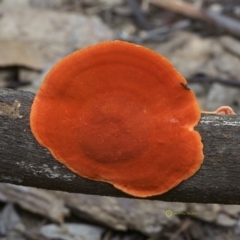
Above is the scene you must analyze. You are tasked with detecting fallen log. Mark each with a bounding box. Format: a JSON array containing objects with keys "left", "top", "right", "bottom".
[{"left": 0, "top": 88, "right": 239, "bottom": 204}]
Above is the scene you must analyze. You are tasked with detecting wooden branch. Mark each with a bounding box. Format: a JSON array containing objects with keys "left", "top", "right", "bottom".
[
  {"left": 150, "top": 0, "right": 240, "bottom": 38},
  {"left": 0, "top": 88, "right": 240, "bottom": 204}
]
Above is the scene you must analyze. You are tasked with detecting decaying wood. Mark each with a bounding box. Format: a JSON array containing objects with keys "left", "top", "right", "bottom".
[
  {"left": 0, "top": 183, "right": 69, "bottom": 223},
  {"left": 0, "top": 88, "right": 240, "bottom": 204}
]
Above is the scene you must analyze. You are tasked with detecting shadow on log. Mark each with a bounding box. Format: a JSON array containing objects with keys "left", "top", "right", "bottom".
[{"left": 0, "top": 88, "right": 239, "bottom": 204}]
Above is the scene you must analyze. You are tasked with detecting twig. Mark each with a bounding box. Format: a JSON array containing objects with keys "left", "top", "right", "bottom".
[
  {"left": 150, "top": 0, "right": 205, "bottom": 20},
  {"left": 127, "top": 0, "right": 151, "bottom": 30},
  {"left": 188, "top": 76, "right": 240, "bottom": 88},
  {"left": 150, "top": 0, "right": 240, "bottom": 38},
  {"left": 119, "top": 20, "right": 190, "bottom": 43}
]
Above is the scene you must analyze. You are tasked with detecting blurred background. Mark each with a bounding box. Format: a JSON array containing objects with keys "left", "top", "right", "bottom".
[{"left": 0, "top": 0, "right": 240, "bottom": 239}]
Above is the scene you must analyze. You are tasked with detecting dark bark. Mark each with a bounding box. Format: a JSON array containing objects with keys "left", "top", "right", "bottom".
[{"left": 0, "top": 88, "right": 239, "bottom": 204}]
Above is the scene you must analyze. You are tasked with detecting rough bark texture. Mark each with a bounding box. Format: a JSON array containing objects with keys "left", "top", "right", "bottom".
[{"left": 0, "top": 88, "right": 239, "bottom": 204}]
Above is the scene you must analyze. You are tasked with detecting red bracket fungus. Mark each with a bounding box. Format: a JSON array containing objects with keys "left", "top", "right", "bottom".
[
  {"left": 202, "top": 106, "right": 236, "bottom": 115},
  {"left": 30, "top": 41, "right": 204, "bottom": 198}
]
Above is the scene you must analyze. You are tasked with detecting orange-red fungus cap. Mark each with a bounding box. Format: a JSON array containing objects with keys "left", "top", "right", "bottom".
[
  {"left": 215, "top": 106, "right": 236, "bottom": 115},
  {"left": 30, "top": 40, "right": 204, "bottom": 197}
]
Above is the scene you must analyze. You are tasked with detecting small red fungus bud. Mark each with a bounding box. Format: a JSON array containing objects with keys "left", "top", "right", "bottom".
[
  {"left": 215, "top": 106, "right": 236, "bottom": 115},
  {"left": 201, "top": 106, "right": 236, "bottom": 115},
  {"left": 30, "top": 41, "right": 204, "bottom": 197}
]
